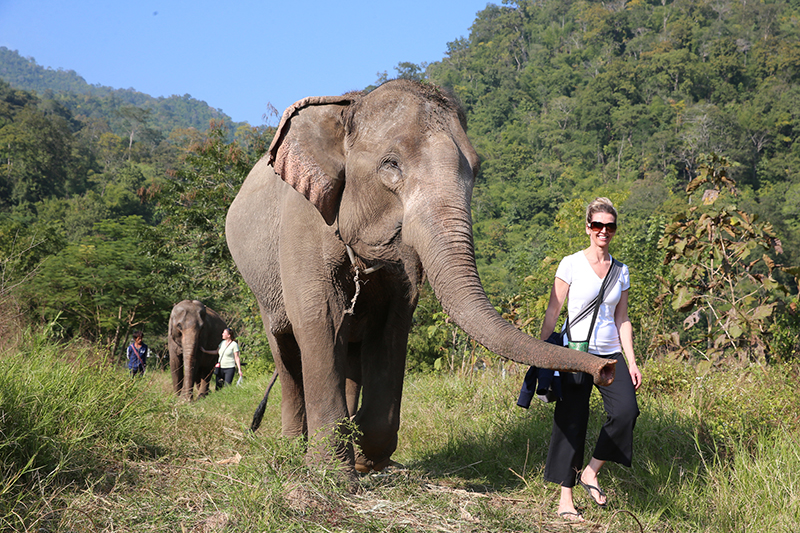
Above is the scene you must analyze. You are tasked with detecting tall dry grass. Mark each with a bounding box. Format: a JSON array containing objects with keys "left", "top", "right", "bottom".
[{"left": 1, "top": 333, "right": 799, "bottom": 532}]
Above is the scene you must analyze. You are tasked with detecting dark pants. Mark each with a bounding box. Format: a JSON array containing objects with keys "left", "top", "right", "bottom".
[
  {"left": 544, "top": 353, "right": 639, "bottom": 487},
  {"left": 216, "top": 367, "right": 236, "bottom": 389},
  {"left": 130, "top": 366, "right": 145, "bottom": 377}
]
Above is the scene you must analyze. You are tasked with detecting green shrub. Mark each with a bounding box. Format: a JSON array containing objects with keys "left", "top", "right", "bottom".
[
  {"left": 643, "top": 357, "right": 695, "bottom": 395},
  {"left": 691, "top": 365, "right": 800, "bottom": 449},
  {"left": 767, "top": 300, "right": 800, "bottom": 363}
]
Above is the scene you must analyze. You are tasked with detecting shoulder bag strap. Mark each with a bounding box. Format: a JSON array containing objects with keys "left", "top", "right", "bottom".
[
  {"left": 566, "top": 258, "right": 622, "bottom": 343},
  {"left": 131, "top": 343, "right": 145, "bottom": 366},
  {"left": 219, "top": 340, "right": 232, "bottom": 362}
]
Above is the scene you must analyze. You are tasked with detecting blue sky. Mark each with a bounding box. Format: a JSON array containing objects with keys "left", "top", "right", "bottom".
[{"left": 0, "top": 0, "right": 493, "bottom": 126}]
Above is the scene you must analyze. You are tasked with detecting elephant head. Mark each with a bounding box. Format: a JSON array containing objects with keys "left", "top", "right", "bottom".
[
  {"left": 168, "top": 300, "right": 227, "bottom": 400},
  {"left": 267, "top": 81, "right": 615, "bottom": 382}
]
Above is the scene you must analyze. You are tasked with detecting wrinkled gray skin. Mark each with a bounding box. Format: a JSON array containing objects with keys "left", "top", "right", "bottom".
[
  {"left": 226, "top": 80, "right": 615, "bottom": 476},
  {"left": 168, "top": 300, "right": 227, "bottom": 400}
]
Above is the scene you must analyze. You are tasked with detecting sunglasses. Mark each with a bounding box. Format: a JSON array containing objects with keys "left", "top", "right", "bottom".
[{"left": 589, "top": 221, "right": 617, "bottom": 233}]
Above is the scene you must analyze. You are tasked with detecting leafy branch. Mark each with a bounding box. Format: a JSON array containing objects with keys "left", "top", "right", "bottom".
[{"left": 655, "top": 153, "right": 799, "bottom": 367}]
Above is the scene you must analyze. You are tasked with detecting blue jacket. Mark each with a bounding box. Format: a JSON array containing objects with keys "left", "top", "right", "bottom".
[
  {"left": 127, "top": 343, "right": 148, "bottom": 370},
  {"left": 517, "top": 332, "right": 563, "bottom": 407},
  {"left": 517, "top": 366, "right": 562, "bottom": 407}
]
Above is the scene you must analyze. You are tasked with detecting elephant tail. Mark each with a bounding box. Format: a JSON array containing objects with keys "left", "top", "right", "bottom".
[{"left": 250, "top": 369, "right": 279, "bottom": 432}]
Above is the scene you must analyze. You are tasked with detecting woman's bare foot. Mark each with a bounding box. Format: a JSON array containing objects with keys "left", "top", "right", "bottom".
[
  {"left": 557, "top": 486, "right": 584, "bottom": 522},
  {"left": 579, "top": 465, "right": 607, "bottom": 507},
  {"left": 558, "top": 510, "right": 585, "bottom": 522}
]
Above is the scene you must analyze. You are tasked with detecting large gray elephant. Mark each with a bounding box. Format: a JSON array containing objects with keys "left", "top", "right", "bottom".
[
  {"left": 225, "top": 79, "right": 615, "bottom": 475},
  {"left": 168, "top": 300, "right": 227, "bottom": 400}
]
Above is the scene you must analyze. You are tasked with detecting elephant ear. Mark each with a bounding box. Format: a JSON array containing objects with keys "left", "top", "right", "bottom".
[{"left": 268, "top": 95, "right": 352, "bottom": 225}]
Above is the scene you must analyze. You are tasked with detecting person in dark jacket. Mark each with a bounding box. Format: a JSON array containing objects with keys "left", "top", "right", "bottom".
[{"left": 127, "top": 331, "right": 148, "bottom": 377}]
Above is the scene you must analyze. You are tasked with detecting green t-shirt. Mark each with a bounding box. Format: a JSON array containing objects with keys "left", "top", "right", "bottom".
[{"left": 217, "top": 340, "right": 239, "bottom": 368}]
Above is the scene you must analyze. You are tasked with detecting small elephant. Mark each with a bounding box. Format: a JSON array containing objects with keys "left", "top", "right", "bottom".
[
  {"left": 226, "top": 80, "right": 615, "bottom": 476},
  {"left": 168, "top": 300, "right": 227, "bottom": 400}
]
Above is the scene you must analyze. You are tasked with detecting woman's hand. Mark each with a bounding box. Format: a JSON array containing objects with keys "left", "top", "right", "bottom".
[{"left": 628, "top": 361, "right": 642, "bottom": 390}]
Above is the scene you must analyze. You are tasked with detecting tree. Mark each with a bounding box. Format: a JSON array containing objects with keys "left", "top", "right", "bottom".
[
  {"left": 150, "top": 120, "right": 270, "bottom": 302},
  {"left": 0, "top": 105, "right": 89, "bottom": 206},
  {"left": 116, "top": 106, "right": 152, "bottom": 161},
  {"left": 656, "top": 153, "right": 799, "bottom": 367},
  {"left": 395, "top": 62, "right": 428, "bottom": 82},
  {"left": 24, "top": 216, "right": 172, "bottom": 358},
  {"left": 0, "top": 214, "right": 65, "bottom": 343}
]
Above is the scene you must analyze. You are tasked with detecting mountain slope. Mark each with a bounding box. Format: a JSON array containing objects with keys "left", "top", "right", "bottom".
[{"left": 0, "top": 46, "right": 245, "bottom": 133}]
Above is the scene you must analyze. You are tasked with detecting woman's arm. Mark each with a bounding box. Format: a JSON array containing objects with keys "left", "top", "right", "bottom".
[
  {"left": 234, "top": 350, "right": 242, "bottom": 375},
  {"left": 540, "top": 277, "right": 570, "bottom": 341},
  {"left": 615, "top": 289, "right": 642, "bottom": 390}
]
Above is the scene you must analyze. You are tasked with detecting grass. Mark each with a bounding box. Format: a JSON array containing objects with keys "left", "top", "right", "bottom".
[{"left": 1, "top": 332, "right": 799, "bottom": 532}]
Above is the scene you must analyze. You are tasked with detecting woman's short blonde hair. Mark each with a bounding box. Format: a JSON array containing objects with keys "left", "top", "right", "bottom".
[{"left": 586, "top": 197, "right": 617, "bottom": 225}]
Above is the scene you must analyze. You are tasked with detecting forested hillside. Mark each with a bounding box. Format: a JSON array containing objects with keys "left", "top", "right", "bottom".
[
  {"left": 1, "top": 0, "right": 798, "bottom": 369},
  {"left": 0, "top": 47, "right": 244, "bottom": 135},
  {"left": 0, "top": 71, "right": 272, "bottom": 359},
  {"left": 422, "top": 0, "right": 800, "bottom": 289}
]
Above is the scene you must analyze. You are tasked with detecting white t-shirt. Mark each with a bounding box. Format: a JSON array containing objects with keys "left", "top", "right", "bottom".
[
  {"left": 555, "top": 251, "right": 630, "bottom": 356},
  {"left": 217, "top": 340, "right": 240, "bottom": 369}
]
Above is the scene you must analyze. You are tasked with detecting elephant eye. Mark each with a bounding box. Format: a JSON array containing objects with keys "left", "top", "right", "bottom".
[
  {"left": 379, "top": 157, "right": 403, "bottom": 186},
  {"left": 381, "top": 158, "right": 400, "bottom": 170}
]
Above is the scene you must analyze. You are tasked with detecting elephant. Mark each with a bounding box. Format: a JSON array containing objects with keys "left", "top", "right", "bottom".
[
  {"left": 225, "top": 79, "right": 616, "bottom": 476},
  {"left": 168, "top": 300, "right": 227, "bottom": 400}
]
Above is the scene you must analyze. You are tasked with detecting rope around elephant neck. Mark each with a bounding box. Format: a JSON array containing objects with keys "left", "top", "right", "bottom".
[{"left": 345, "top": 244, "right": 383, "bottom": 315}]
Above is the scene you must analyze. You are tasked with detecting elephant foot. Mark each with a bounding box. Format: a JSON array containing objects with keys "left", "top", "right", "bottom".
[
  {"left": 304, "top": 459, "right": 361, "bottom": 494},
  {"left": 371, "top": 458, "right": 394, "bottom": 472},
  {"left": 354, "top": 453, "right": 394, "bottom": 473}
]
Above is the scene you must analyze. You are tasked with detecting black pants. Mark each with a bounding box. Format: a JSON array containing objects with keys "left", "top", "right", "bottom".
[
  {"left": 216, "top": 367, "right": 236, "bottom": 389},
  {"left": 543, "top": 353, "right": 639, "bottom": 487}
]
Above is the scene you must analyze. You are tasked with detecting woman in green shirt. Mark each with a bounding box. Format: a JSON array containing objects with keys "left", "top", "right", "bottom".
[{"left": 213, "top": 328, "right": 243, "bottom": 389}]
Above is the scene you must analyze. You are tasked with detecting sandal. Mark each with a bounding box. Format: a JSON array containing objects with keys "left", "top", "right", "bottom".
[
  {"left": 578, "top": 476, "right": 607, "bottom": 507},
  {"left": 558, "top": 510, "right": 585, "bottom": 522}
]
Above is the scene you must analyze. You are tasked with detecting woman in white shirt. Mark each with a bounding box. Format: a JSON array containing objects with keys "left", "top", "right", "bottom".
[
  {"left": 540, "top": 197, "right": 642, "bottom": 522},
  {"left": 214, "top": 328, "right": 243, "bottom": 389}
]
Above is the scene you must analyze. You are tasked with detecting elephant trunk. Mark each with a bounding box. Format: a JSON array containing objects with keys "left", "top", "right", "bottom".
[
  {"left": 408, "top": 202, "right": 615, "bottom": 386},
  {"left": 182, "top": 335, "right": 197, "bottom": 400}
]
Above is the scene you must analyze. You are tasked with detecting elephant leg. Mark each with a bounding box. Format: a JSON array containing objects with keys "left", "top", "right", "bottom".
[
  {"left": 294, "top": 314, "right": 353, "bottom": 471},
  {"left": 269, "top": 331, "right": 307, "bottom": 437},
  {"left": 345, "top": 342, "right": 362, "bottom": 417},
  {"left": 170, "top": 354, "right": 184, "bottom": 396},
  {"left": 354, "top": 305, "right": 414, "bottom": 472}
]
